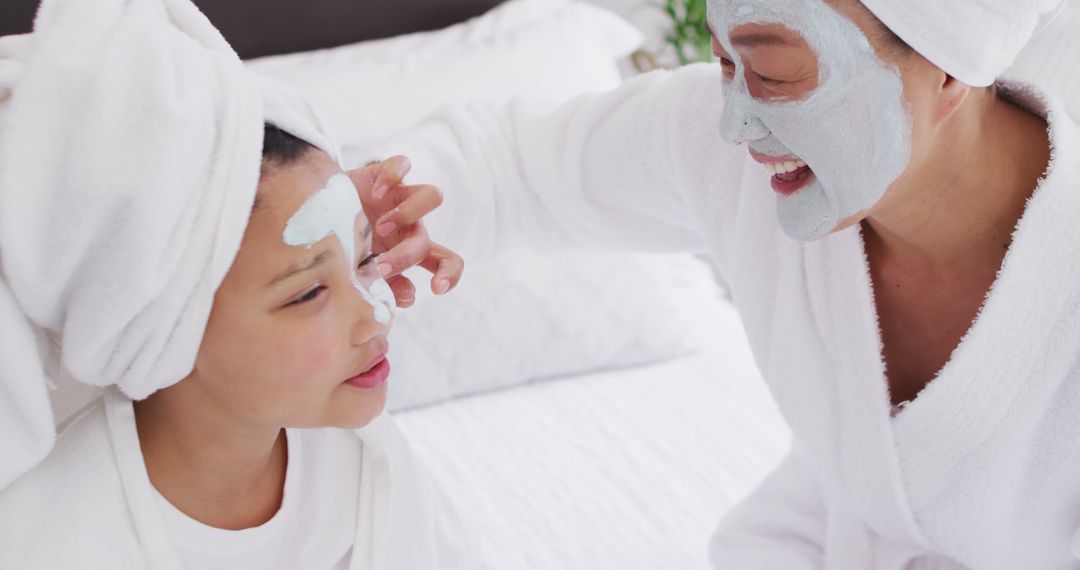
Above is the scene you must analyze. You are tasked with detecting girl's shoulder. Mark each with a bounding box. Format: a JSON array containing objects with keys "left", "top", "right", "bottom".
[
  {"left": 6, "top": 396, "right": 114, "bottom": 488},
  {"left": 0, "top": 397, "right": 144, "bottom": 568}
]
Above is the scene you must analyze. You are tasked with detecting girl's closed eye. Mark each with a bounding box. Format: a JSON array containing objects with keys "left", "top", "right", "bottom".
[
  {"left": 287, "top": 284, "right": 327, "bottom": 307},
  {"left": 284, "top": 252, "right": 378, "bottom": 309}
]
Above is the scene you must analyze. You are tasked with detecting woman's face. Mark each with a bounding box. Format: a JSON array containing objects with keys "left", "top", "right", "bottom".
[
  {"left": 709, "top": 0, "right": 935, "bottom": 240},
  {"left": 188, "top": 149, "right": 394, "bottom": 430}
]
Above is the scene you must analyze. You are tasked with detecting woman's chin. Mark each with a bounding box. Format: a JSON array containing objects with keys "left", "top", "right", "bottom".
[{"left": 830, "top": 212, "right": 869, "bottom": 235}]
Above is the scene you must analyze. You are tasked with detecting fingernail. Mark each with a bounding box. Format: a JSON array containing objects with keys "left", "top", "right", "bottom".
[
  {"left": 434, "top": 279, "right": 450, "bottom": 295},
  {"left": 377, "top": 263, "right": 393, "bottom": 277},
  {"left": 377, "top": 221, "right": 397, "bottom": 236}
]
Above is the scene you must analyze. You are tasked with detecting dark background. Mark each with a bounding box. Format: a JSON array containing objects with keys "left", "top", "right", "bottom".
[{"left": 0, "top": 0, "right": 506, "bottom": 59}]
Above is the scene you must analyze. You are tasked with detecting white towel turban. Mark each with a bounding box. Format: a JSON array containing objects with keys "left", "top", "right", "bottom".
[
  {"left": 0, "top": 0, "right": 340, "bottom": 488},
  {"left": 861, "top": 0, "right": 1069, "bottom": 87}
]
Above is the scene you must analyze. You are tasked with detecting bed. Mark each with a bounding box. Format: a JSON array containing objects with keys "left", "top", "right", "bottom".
[
  {"left": 394, "top": 299, "right": 789, "bottom": 569},
  {"left": 16, "top": 0, "right": 1079, "bottom": 567}
]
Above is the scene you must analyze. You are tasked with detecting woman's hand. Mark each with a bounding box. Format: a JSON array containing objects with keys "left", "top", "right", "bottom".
[{"left": 347, "top": 156, "right": 464, "bottom": 308}]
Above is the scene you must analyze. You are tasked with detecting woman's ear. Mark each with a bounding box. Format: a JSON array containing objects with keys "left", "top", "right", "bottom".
[{"left": 933, "top": 70, "right": 972, "bottom": 125}]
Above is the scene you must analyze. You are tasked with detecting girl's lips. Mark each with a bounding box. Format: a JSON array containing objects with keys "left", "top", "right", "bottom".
[
  {"left": 345, "top": 358, "right": 390, "bottom": 390},
  {"left": 771, "top": 166, "right": 815, "bottom": 196}
]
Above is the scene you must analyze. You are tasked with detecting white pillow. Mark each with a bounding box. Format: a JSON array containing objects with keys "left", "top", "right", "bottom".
[
  {"left": 386, "top": 253, "right": 727, "bottom": 411},
  {"left": 245, "top": 0, "right": 645, "bottom": 155}
]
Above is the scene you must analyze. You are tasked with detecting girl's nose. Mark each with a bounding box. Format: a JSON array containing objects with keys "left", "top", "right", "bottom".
[{"left": 347, "top": 281, "right": 392, "bottom": 346}]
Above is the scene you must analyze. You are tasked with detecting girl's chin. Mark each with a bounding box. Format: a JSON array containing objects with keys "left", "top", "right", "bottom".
[{"left": 330, "top": 383, "right": 388, "bottom": 429}]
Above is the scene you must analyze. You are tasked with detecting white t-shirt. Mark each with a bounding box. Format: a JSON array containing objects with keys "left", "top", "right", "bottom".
[{"left": 151, "top": 428, "right": 363, "bottom": 570}]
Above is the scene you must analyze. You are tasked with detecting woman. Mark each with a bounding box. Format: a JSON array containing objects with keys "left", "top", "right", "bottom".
[
  {"left": 375, "top": 0, "right": 1080, "bottom": 567},
  {"left": 0, "top": 0, "right": 472, "bottom": 568}
]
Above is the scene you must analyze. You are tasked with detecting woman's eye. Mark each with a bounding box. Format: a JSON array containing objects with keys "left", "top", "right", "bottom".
[
  {"left": 718, "top": 58, "right": 736, "bottom": 80},
  {"left": 287, "top": 285, "right": 326, "bottom": 307},
  {"left": 358, "top": 253, "right": 377, "bottom": 269},
  {"left": 755, "top": 73, "right": 788, "bottom": 86}
]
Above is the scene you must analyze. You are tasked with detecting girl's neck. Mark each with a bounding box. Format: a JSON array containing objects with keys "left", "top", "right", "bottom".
[
  {"left": 864, "top": 87, "right": 1051, "bottom": 273},
  {"left": 133, "top": 378, "right": 288, "bottom": 530}
]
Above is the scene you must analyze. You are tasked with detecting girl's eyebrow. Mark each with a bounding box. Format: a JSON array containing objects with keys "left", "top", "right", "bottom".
[{"left": 267, "top": 250, "right": 331, "bottom": 287}]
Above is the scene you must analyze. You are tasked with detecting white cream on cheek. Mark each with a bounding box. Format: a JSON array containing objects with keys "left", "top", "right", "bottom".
[
  {"left": 709, "top": 0, "right": 913, "bottom": 241},
  {"left": 282, "top": 173, "right": 394, "bottom": 325}
]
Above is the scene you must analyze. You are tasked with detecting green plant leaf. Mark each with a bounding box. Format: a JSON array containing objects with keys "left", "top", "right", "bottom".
[{"left": 660, "top": 0, "right": 713, "bottom": 66}]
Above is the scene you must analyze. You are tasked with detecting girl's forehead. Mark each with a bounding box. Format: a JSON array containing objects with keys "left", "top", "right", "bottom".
[
  {"left": 256, "top": 156, "right": 343, "bottom": 220},
  {"left": 243, "top": 171, "right": 342, "bottom": 262}
]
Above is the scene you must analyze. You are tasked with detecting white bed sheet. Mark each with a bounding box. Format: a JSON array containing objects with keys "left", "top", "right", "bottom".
[{"left": 397, "top": 297, "right": 791, "bottom": 570}]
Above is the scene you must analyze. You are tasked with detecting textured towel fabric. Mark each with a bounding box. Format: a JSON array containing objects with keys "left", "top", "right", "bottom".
[
  {"left": 1007, "top": 0, "right": 1080, "bottom": 119},
  {"left": 0, "top": 0, "right": 336, "bottom": 489},
  {"left": 860, "top": 0, "right": 1068, "bottom": 86}
]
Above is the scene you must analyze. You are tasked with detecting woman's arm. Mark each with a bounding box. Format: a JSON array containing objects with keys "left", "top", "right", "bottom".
[
  {"left": 371, "top": 63, "right": 747, "bottom": 264},
  {"left": 708, "top": 443, "right": 828, "bottom": 569}
]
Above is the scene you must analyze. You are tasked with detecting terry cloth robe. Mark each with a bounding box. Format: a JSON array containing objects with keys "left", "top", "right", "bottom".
[
  {"left": 371, "top": 64, "right": 1080, "bottom": 569},
  {"left": 0, "top": 389, "right": 483, "bottom": 570}
]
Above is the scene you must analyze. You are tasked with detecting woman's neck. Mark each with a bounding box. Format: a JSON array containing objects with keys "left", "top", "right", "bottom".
[
  {"left": 133, "top": 378, "right": 288, "bottom": 530},
  {"left": 863, "top": 88, "right": 1051, "bottom": 273}
]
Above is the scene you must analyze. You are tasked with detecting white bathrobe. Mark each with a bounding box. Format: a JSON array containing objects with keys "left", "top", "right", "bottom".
[
  {"left": 373, "top": 64, "right": 1080, "bottom": 569},
  {"left": 0, "top": 389, "right": 481, "bottom": 570}
]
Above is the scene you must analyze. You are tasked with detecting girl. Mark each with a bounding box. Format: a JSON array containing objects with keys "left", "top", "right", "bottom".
[
  {"left": 0, "top": 0, "right": 473, "bottom": 568},
  {"left": 375, "top": 0, "right": 1080, "bottom": 567}
]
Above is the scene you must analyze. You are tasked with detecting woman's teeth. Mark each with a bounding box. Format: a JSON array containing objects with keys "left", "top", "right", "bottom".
[{"left": 764, "top": 159, "right": 808, "bottom": 175}]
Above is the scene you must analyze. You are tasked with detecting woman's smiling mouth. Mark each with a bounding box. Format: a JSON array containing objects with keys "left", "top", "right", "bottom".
[{"left": 749, "top": 150, "right": 816, "bottom": 196}]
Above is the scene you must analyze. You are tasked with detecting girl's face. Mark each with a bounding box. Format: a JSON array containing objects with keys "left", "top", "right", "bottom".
[
  {"left": 708, "top": 0, "right": 933, "bottom": 241},
  {"left": 188, "top": 150, "right": 394, "bottom": 430}
]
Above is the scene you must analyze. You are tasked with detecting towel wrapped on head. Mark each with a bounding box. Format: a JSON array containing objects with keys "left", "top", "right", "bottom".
[
  {"left": 860, "top": 0, "right": 1069, "bottom": 87},
  {"left": 0, "top": 0, "right": 339, "bottom": 489}
]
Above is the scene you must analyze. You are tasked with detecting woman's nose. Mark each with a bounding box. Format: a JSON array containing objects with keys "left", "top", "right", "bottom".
[{"left": 718, "top": 105, "right": 770, "bottom": 145}]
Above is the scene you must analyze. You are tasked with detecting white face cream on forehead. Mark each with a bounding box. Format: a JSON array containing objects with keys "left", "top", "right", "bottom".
[
  {"left": 709, "top": 0, "right": 912, "bottom": 240},
  {"left": 283, "top": 173, "right": 395, "bottom": 325}
]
